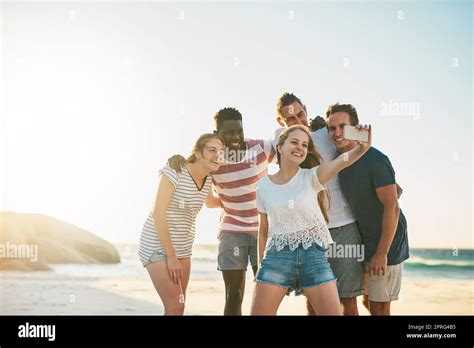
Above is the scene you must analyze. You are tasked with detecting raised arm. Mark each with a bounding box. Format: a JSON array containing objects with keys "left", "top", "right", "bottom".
[
  {"left": 152, "top": 175, "right": 182, "bottom": 284},
  {"left": 317, "top": 125, "right": 372, "bottom": 185}
]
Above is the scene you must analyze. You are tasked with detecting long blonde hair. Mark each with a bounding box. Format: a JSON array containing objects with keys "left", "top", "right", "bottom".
[{"left": 276, "top": 125, "right": 329, "bottom": 222}]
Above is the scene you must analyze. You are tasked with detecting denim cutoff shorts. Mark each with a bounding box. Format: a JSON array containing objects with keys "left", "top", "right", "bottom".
[
  {"left": 255, "top": 243, "right": 336, "bottom": 296},
  {"left": 143, "top": 249, "right": 167, "bottom": 266}
]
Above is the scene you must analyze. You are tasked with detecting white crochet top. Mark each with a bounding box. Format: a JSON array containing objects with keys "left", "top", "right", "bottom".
[{"left": 256, "top": 166, "right": 334, "bottom": 252}]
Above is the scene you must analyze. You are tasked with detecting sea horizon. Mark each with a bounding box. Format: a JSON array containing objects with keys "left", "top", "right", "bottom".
[{"left": 109, "top": 243, "right": 474, "bottom": 281}]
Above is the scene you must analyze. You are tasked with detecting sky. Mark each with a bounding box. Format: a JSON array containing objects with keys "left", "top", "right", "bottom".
[{"left": 1, "top": 0, "right": 472, "bottom": 248}]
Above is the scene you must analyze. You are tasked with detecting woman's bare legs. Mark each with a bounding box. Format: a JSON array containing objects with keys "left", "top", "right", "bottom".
[
  {"left": 146, "top": 257, "right": 191, "bottom": 315},
  {"left": 250, "top": 282, "right": 288, "bottom": 315},
  {"left": 303, "top": 280, "right": 342, "bottom": 315}
]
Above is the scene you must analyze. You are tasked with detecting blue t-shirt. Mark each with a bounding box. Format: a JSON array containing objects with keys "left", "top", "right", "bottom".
[{"left": 338, "top": 147, "right": 409, "bottom": 265}]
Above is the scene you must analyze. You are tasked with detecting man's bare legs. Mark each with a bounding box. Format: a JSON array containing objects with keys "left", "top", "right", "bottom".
[
  {"left": 307, "top": 296, "right": 359, "bottom": 315},
  {"left": 222, "top": 265, "right": 258, "bottom": 315},
  {"left": 369, "top": 301, "right": 391, "bottom": 316}
]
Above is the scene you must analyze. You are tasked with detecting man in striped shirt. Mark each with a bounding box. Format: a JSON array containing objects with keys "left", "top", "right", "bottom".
[{"left": 212, "top": 107, "right": 276, "bottom": 315}]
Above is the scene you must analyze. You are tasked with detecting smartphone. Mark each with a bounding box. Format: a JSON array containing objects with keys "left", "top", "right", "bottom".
[{"left": 343, "top": 125, "right": 369, "bottom": 142}]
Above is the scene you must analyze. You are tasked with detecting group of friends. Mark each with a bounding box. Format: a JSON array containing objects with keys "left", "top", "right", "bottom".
[{"left": 138, "top": 92, "right": 409, "bottom": 316}]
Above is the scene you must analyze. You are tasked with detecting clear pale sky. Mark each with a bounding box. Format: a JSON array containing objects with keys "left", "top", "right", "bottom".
[{"left": 1, "top": 0, "right": 472, "bottom": 248}]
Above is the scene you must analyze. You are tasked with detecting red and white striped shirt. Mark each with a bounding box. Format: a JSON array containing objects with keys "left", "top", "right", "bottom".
[{"left": 212, "top": 139, "right": 276, "bottom": 234}]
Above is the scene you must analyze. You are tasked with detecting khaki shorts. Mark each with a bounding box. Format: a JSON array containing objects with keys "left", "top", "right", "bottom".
[{"left": 364, "top": 262, "right": 403, "bottom": 302}]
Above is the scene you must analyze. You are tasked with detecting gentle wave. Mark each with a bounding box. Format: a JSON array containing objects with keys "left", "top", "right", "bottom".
[{"left": 406, "top": 256, "right": 474, "bottom": 268}]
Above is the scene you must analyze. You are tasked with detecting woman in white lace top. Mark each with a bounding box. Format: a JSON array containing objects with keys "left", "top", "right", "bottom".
[{"left": 251, "top": 124, "right": 371, "bottom": 315}]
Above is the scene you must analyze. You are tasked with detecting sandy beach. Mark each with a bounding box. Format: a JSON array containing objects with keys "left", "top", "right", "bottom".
[
  {"left": 1, "top": 242, "right": 472, "bottom": 315},
  {"left": 1, "top": 269, "right": 472, "bottom": 315}
]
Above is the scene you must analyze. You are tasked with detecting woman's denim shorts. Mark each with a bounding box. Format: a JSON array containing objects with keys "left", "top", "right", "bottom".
[
  {"left": 144, "top": 249, "right": 167, "bottom": 267},
  {"left": 255, "top": 243, "right": 336, "bottom": 296}
]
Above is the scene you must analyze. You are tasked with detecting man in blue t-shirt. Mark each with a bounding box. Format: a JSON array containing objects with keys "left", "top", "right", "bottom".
[{"left": 326, "top": 103, "right": 409, "bottom": 316}]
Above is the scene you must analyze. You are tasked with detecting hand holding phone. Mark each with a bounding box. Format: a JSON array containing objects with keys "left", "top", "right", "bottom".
[{"left": 343, "top": 125, "right": 370, "bottom": 143}]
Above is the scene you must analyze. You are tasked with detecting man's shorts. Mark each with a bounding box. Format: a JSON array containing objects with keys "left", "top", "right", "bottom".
[
  {"left": 327, "top": 222, "right": 365, "bottom": 298},
  {"left": 364, "top": 262, "right": 403, "bottom": 302},
  {"left": 217, "top": 232, "right": 258, "bottom": 271}
]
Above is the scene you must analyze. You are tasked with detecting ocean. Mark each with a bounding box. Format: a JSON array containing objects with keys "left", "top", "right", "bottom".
[
  {"left": 404, "top": 248, "right": 474, "bottom": 280},
  {"left": 48, "top": 244, "right": 474, "bottom": 281}
]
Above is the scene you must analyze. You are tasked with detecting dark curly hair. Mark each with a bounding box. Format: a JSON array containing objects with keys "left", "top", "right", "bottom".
[
  {"left": 214, "top": 107, "right": 242, "bottom": 131},
  {"left": 310, "top": 116, "right": 327, "bottom": 131}
]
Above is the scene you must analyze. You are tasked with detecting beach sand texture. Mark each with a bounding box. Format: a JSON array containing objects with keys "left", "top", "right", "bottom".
[
  {"left": 1, "top": 269, "right": 472, "bottom": 315},
  {"left": 1, "top": 216, "right": 472, "bottom": 316}
]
